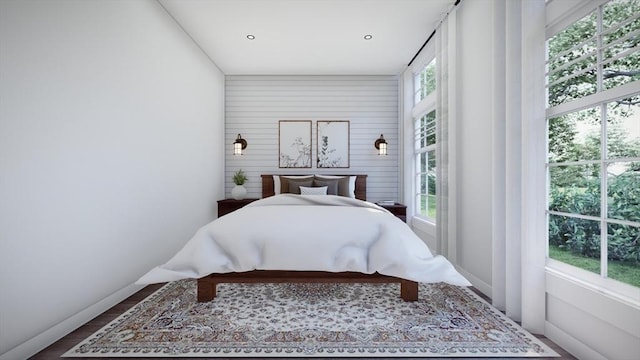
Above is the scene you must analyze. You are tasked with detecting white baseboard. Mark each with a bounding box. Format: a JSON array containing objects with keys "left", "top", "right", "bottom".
[
  {"left": 0, "top": 283, "right": 143, "bottom": 360},
  {"left": 455, "top": 266, "right": 492, "bottom": 298},
  {"left": 545, "top": 321, "right": 607, "bottom": 360}
]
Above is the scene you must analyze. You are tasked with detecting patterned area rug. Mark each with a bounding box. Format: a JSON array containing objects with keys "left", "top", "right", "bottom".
[{"left": 63, "top": 280, "right": 558, "bottom": 357}]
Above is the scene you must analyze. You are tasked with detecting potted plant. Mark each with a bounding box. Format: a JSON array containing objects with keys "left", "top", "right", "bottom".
[{"left": 231, "top": 169, "right": 248, "bottom": 200}]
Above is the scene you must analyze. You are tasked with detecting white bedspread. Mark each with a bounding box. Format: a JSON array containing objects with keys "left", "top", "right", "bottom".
[{"left": 136, "top": 194, "right": 470, "bottom": 287}]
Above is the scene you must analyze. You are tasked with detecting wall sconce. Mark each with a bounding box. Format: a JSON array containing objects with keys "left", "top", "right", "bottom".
[
  {"left": 233, "top": 134, "right": 247, "bottom": 155},
  {"left": 374, "top": 134, "right": 388, "bottom": 155}
]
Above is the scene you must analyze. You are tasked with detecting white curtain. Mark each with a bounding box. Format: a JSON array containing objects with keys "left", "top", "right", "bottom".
[
  {"left": 435, "top": 4, "right": 456, "bottom": 262},
  {"left": 405, "top": 0, "right": 546, "bottom": 333},
  {"left": 490, "top": 0, "right": 547, "bottom": 331},
  {"left": 433, "top": 0, "right": 546, "bottom": 332}
]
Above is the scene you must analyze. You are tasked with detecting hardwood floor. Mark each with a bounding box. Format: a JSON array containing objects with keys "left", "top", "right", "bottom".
[{"left": 30, "top": 284, "right": 576, "bottom": 360}]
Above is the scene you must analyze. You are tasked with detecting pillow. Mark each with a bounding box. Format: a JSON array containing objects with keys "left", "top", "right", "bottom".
[
  {"left": 314, "top": 175, "right": 357, "bottom": 198},
  {"left": 277, "top": 175, "right": 313, "bottom": 194},
  {"left": 300, "top": 186, "right": 328, "bottom": 195},
  {"left": 285, "top": 178, "right": 314, "bottom": 194},
  {"left": 312, "top": 179, "right": 339, "bottom": 195}
]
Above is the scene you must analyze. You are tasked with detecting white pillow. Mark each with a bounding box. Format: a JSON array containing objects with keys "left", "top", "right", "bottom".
[
  {"left": 314, "top": 175, "right": 357, "bottom": 198},
  {"left": 300, "top": 186, "right": 328, "bottom": 195}
]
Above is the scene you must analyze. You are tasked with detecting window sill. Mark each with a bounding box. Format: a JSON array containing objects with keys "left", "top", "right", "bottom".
[
  {"left": 545, "top": 259, "right": 640, "bottom": 306},
  {"left": 411, "top": 216, "right": 436, "bottom": 236}
]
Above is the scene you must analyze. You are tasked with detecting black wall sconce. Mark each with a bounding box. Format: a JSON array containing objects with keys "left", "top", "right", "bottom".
[
  {"left": 233, "top": 134, "right": 247, "bottom": 155},
  {"left": 374, "top": 134, "right": 388, "bottom": 155}
]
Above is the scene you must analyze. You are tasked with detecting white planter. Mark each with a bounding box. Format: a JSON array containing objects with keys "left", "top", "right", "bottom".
[{"left": 231, "top": 185, "right": 247, "bottom": 200}]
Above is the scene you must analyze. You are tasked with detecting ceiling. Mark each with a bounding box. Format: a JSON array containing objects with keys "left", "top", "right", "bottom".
[{"left": 159, "top": 0, "right": 455, "bottom": 75}]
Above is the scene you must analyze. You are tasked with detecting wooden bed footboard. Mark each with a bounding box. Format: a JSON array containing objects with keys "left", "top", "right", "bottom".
[{"left": 197, "top": 271, "right": 418, "bottom": 302}]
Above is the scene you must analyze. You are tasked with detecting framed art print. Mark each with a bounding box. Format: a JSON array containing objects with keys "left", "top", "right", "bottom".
[
  {"left": 279, "top": 120, "right": 312, "bottom": 168},
  {"left": 317, "top": 120, "right": 350, "bottom": 168}
]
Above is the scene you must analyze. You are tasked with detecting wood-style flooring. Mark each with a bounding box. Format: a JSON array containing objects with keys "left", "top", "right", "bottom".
[{"left": 30, "top": 284, "right": 576, "bottom": 360}]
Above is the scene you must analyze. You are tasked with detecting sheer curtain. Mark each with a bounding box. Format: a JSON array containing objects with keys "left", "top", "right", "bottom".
[
  {"left": 491, "top": 0, "right": 547, "bottom": 331},
  {"left": 433, "top": 0, "right": 546, "bottom": 332},
  {"left": 435, "top": 4, "right": 456, "bottom": 262},
  {"left": 405, "top": 0, "right": 546, "bottom": 333}
]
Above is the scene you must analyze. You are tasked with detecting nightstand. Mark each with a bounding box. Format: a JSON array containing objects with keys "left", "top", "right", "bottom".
[
  {"left": 377, "top": 203, "right": 407, "bottom": 223},
  {"left": 217, "top": 198, "right": 259, "bottom": 217}
]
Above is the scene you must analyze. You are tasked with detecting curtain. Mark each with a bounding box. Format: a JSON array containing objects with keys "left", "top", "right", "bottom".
[{"left": 435, "top": 5, "right": 456, "bottom": 261}]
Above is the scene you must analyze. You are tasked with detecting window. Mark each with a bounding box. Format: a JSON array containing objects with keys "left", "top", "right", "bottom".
[
  {"left": 414, "top": 59, "right": 437, "bottom": 221},
  {"left": 414, "top": 59, "right": 436, "bottom": 104},
  {"left": 546, "top": 0, "right": 640, "bottom": 290}
]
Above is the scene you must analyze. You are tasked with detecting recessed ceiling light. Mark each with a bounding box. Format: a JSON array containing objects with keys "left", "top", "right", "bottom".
[
  {"left": 247, "top": 35, "right": 255, "bottom": 40},
  {"left": 364, "top": 34, "right": 373, "bottom": 40}
]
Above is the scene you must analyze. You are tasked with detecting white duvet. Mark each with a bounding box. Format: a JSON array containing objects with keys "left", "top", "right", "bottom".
[{"left": 136, "top": 194, "right": 470, "bottom": 287}]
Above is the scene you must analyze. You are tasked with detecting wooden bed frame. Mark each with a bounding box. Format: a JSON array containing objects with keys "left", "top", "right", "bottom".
[{"left": 197, "top": 174, "right": 419, "bottom": 302}]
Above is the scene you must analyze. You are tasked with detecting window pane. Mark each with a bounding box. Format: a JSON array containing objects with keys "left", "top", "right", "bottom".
[
  {"left": 424, "top": 60, "right": 436, "bottom": 97},
  {"left": 548, "top": 107, "right": 601, "bottom": 163},
  {"left": 550, "top": 164, "right": 601, "bottom": 216},
  {"left": 602, "top": 0, "right": 640, "bottom": 29},
  {"left": 417, "top": 171, "right": 429, "bottom": 218},
  {"left": 419, "top": 151, "right": 427, "bottom": 173},
  {"left": 608, "top": 162, "right": 640, "bottom": 222},
  {"left": 416, "top": 111, "right": 436, "bottom": 149},
  {"left": 427, "top": 150, "right": 436, "bottom": 219},
  {"left": 414, "top": 59, "right": 436, "bottom": 104},
  {"left": 427, "top": 151, "right": 436, "bottom": 193},
  {"left": 607, "top": 98, "right": 640, "bottom": 159},
  {"left": 418, "top": 194, "right": 428, "bottom": 217},
  {"left": 607, "top": 223, "right": 640, "bottom": 287},
  {"left": 601, "top": 0, "right": 640, "bottom": 91},
  {"left": 603, "top": 51, "right": 640, "bottom": 91},
  {"left": 549, "top": 214, "right": 601, "bottom": 275},
  {"left": 547, "top": 11, "right": 597, "bottom": 107},
  {"left": 425, "top": 111, "right": 436, "bottom": 146}
]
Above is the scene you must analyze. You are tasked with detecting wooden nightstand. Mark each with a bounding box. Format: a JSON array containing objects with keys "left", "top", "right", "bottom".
[
  {"left": 377, "top": 203, "right": 407, "bottom": 223},
  {"left": 217, "top": 198, "right": 259, "bottom": 217}
]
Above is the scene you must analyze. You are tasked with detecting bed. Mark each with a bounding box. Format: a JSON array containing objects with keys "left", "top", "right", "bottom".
[{"left": 136, "top": 174, "right": 470, "bottom": 302}]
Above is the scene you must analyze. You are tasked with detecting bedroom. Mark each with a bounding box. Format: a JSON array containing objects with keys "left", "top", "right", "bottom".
[{"left": 1, "top": 0, "right": 638, "bottom": 359}]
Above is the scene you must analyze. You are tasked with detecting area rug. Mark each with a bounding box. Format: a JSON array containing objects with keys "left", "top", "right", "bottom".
[{"left": 63, "top": 280, "right": 558, "bottom": 357}]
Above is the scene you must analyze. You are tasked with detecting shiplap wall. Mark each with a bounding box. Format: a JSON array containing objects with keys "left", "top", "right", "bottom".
[{"left": 225, "top": 75, "right": 399, "bottom": 202}]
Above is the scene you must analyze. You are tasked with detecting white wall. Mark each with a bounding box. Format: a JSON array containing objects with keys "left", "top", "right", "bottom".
[
  {"left": 224, "top": 75, "right": 399, "bottom": 202},
  {"left": 0, "top": 1, "right": 225, "bottom": 358}
]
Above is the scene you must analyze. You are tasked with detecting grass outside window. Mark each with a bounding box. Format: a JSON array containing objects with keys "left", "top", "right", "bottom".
[{"left": 549, "top": 245, "right": 640, "bottom": 287}]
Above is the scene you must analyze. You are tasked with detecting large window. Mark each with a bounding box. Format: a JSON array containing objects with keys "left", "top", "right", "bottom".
[
  {"left": 546, "top": 0, "right": 640, "bottom": 290},
  {"left": 414, "top": 59, "right": 437, "bottom": 221}
]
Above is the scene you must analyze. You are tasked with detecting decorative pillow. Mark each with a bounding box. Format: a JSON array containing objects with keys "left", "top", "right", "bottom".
[
  {"left": 312, "top": 179, "right": 339, "bottom": 195},
  {"left": 314, "top": 175, "right": 356, "bottom": 198},
  {"left": 278, "top": 175, "right": 313, "bottom": 194},
  {"left": 285, "top": 178, "right": 314, "bottom": 194},
  {"left": 300, "top": 186, "right": 328, "bottom": 195}
]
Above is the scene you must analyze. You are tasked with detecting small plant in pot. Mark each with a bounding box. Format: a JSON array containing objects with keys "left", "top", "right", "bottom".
[{"left": 231, "top": 169, "right": 248, "bottom": 200}]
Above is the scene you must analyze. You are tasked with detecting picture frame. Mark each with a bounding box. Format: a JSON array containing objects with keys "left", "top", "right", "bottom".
[
  {"left": 317, "top": 120, "right": 350, "bottom": 168},
  {"left": 279, "top": 120, "right": 312, "bottom": 168}
]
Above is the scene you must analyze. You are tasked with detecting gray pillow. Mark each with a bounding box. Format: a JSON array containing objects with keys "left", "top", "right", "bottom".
[
  {"left": 286, "top": 179, "right": 314, "bottom": 194},
  {"left": 279, "top": 175, "right": 313, "bottom": 194},
  {"left": 313, "top": 179, "right": 339, "bottom": 195}
]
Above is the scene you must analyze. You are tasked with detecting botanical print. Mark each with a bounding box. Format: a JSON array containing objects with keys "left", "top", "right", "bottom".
[
  {"left": 279, "top": 120, "right": 312, "bottom": 168},
  {"left": 317, "top": 120, "right": 349, "bottom": 168}
]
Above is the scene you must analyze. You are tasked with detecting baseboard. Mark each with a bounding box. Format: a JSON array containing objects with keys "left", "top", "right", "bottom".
[
  {"left": 455, "top": 266, "right": 492, "bottom": 298},
  {"left": 0, "top": 283, "right": 143, "bottom": 360},
  {"left": 545, "top": 321, "right": 607, "bottom": 360}
]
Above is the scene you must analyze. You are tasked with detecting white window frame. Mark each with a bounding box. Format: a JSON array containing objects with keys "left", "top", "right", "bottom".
[
  {"left": 545, "top": 0, "right": 640, "bottom": 301},
  {"left": 413, "top": 60, "right": 437, "bottom": 223}
]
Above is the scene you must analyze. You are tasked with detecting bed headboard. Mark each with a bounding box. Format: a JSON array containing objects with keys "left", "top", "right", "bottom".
[{"left": 261, "top": 174, "right": 367, "bottom": 201}]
